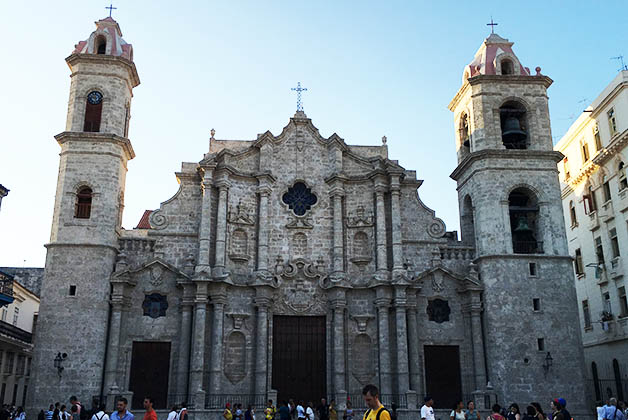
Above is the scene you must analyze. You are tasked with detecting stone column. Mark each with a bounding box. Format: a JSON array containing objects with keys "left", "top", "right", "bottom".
[
  {"left": 255, "top": 290, "right": 272, "bottom": 396},
  {"left": 208, "top": 292, "right": 227, "bottom": 394},
  {"left": 375, "top": 296, "right": 392, "bottom": 394},
  {"left": 469, "top": 296, "right": 487, "bottom": 390},
  {"left": 103, "top": 300, "right": 123, "bottom": 396},
  {"left": 406, "top": 292, "right": 421, "bottom": 394},
  {"left": 176, "top": 289, "right": 194, "bottom": 397},
  {"left": 257, "top": 186, "right": 271, "bottom": 273},
  {"left": 393, "top": 287, "right": 410, "bottom": 394},
  {"left": 330, "top": 293, "right": 347, "bottom": 395},
  {"left": 189, "top": 282, "right": 208, "bottom": 407},
  {"left": 214, "top": 181, "right": 230, "bottom": 276},
  {"left": 331, "top": 187, "right": 345, "bottom": 276},
  {"left": 197, "top": 168, "right": 214, "bottom": 271},
  {"left": 390, "top": 176, "right": 403, "bottom": 271},
  {"left": 374, "top": 183, "right": 388, "bottom": 272}
]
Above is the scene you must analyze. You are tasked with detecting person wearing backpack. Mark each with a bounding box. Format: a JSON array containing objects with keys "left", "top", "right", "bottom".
[
  {"left": 361, "top": 384, "right": 391, "bottom": 420},
  {"left": 90, "top": 405, "right": 109, "bottom": 420}
]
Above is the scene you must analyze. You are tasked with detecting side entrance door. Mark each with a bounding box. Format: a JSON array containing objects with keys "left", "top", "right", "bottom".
[
  {"left": 424, "top": 345, "right": 462, "bottom": 409},
  {"left": 129, "top": 341, "right": 171, "bottom": 410}
]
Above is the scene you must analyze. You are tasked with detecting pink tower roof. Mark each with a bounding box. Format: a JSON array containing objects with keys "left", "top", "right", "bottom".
[
  {"left": 72, "top": 16, "right": 133, "bottom": 61},
  {"left": 463, "top": 33, "right": 531, "bottom": 82}
]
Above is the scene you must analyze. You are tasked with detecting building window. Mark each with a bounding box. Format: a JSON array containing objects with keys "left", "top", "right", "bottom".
[
  {"left": 592, "top": 362, "right": 601, "bottom": 400},
  {"left": 610, "top": 228, "right": 621, "bottom": 258},
  {"left": 613, "top": 359, "right": 624, "bottom": 401},
  {"left": 575, "top": 248, "right": 584, "bottom": 275},
  {"left": 75, "top": 187, "right": 93, "bottom": 219},
  {"left": 509, "top": 188, "right": 542, "bottom": 254},
  {"left": 602, "top": 176, "right": 612, "bottom": 202},
  {"left": 569, "top": 200, "right": 577, "bottom": 227},
  {"left": 16, "top": 355, "right": 25, "bottom": 376},
  {"left": 594, "top": 123, "right": 602, "bottom": 151},
  {"left": 537, "top": 338, "right": 545, "bottom": 351},
  {"left": 4, "top": 353, "right": 14, "bottom": 374},
  {"left": 95, "top": 35, "right": 106, "bottom": 54},
  {"left": 501, "top": 59, "right": 514, "bottom": 75},
  {"left": 563, "top": 157, "right": 570, "bottom": 180},
  {"left": 69, "top": 285, "right": 77, "bottom": 296},
  {"left": 582, "top": 300, "right": 592, "bottom": 328},
  {"left": 533, "top": 298, "right": 541, "bottom": 311},
  {"left": 608, "top": 108, "right": 617, "bottom": 136},
  {"left": 603, "top": 292, "right": 612, "bottom": 314},
  {"left": 595, "top": 237, "right": 605, "bottom": 265},
  {"left": 1, "top": 308, "right": 6, "bottom": 322},
  {"left": 585, "top": 185, "right": 597, "bottom": 214},
  {"left": 529, "top": 262, "right": 537, "bottom": 276},
  {"left": 281, "top": 182, "right": 318, "bottom": 216},
  {"left": 83, "top": 91, "right": 103, "bottom": 132},
  {"left": 619, "top": 286, "right": 628, "bottom": 318},
  {"left": 581, "top": 140, "right": 590, "bottom": 162},
  {"left": 500, "top": 101, "right": 528, "bottom": 149},
  {"left": 619, "top": 162, "right": 627, "bottom": 191},
  {"left": 12, "top": 308, "right": 18, "bottom": 326}
]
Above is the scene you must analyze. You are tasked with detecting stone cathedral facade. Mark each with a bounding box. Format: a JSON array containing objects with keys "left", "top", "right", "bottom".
[{"left": 28, "top": 17, "right": 588, "bottom": 418}]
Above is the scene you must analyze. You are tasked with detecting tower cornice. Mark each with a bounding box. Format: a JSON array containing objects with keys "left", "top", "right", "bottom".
[
  {"left": 65, "top": 53, "right": 140, "bottom": 88},
  {"left": 55, "top": 131, "right": 135, "bottom": 160}
]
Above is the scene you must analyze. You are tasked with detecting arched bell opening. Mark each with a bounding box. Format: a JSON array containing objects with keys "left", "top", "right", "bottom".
[
  {"left": 95, "top": 35, "right": 107, "bottom": 55},
  {"left": 508, "top": 188, "right": 542, "bottom": 254},
  {"left": 500, "top": 101, "right": 528, "bottom": 150},
  {"left": 461, "top": 195, "right": 475, "bottom": 246},
  {"left": 459, "top": 112, "right": 470, "bottom": 149}
]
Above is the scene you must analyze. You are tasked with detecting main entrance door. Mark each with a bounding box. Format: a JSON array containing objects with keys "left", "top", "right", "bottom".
[
  {"left": 129, "top": 341, "right": 171, "bottom": 410},
  {"left": 424, "top": 345, "right": 462, "bottom": 409},
  {"left": 272, "top": 316, "right": 326, "bottom": 404}
]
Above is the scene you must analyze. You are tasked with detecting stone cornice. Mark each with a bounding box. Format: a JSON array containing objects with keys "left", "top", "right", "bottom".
[
  {"left": 468, "top": 74, "right": 553, "bottom": 88},
  {"left": 65, "top": 53, "right": 140, "bottom": 88},
  {"left": 55, "top": 131, "right": 135, "bottom": 160},
  {"left": 592, "top": 128, "right": 628, "bottom": 166},
  {"left": 450, "top": 149, "right": 563, "bottom": 181}
]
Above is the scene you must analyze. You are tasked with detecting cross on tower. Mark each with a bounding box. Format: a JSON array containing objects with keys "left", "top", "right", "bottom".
[
  {"left": 291, "top": 82, "right": 308, "bottom": 112},
  {"left": 105, "top": 3, "right": 117, "bottom": 17},
  {"left": 487, "top": 17, "right": 498, "bottom": 34}
]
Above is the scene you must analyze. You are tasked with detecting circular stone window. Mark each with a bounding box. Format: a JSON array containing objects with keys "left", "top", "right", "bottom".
[{"left": 282, "top": 182, "right": 317, "bottom": 216}]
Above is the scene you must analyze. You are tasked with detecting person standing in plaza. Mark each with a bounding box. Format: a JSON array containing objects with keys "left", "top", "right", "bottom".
[
  {"left": 329, "top": 400, "right": 337, "bottom": 420},
  {"left": 288, "top": 401, "right": 295, "bottom": 420},
  {"left": 451, "top": 401, "right": 466, "bottom": 420},
  {"left": 59, "top": 406, "right": 69, "bottom": 420},
  {"left": 318, "top": 399, "right": 329, "bottom": 420},
  {"left": 90, "top": 405, "right": 109, "bottom": 420},
  {"left": 223, "top": 404, "right": 233, "bottom": 420},
  {"left": 361, "top": 384, "right": 390, "bottom": 420},
  {"left": 488, "top": 405, "right": 505, "bottom": 420},
  {"left": 178, "top": 403, "right": 188, "bottom": 420},
  {"left": 305, "top": 403, "right": 314, "bottom": 420},
  {"left": 421, "top": 397, "right": 435, "bottom": 420},
  {"left": 142, "top": 397, "right": 156, "bottom": 420},
  {"left": 279, "top": 402, "right": 290, "bottom": 420},
  {"left": 110, "top": 398, "right": 133, "bottom": 420},
  {"left": 507, "top": 405, "right": 521, "bottom": 420},
  {"left": 344, "top": 402, "right": 353, "bottom": 420},
  {"left": 68, "top": 398, "right": 81, "bottom": 418},
  {"left": 465, "top": 401, "right": 480, "bottom": 420},
  {"left": 296, "top": 403, "right": 305, "bottom": 420},
  {"left": 45, "top": 406, "right": 53, "bottom": 420}
]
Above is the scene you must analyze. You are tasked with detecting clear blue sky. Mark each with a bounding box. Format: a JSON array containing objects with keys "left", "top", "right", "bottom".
[{"left": 1, "top": 1, "right": 627, "bottom": 267}]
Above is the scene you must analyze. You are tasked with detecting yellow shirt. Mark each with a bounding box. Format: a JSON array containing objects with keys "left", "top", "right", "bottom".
[
  {"left": 363, "top": 406, "right": 391, "bottom": 420},
  {"left": 224, "top": 410, "right": 233, "bottom": 420}
]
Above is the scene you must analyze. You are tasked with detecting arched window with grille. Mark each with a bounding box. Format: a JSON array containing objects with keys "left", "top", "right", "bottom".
[
  {"left": 83, "top": 91, "right": 103, "bottom": 132},
  {"left": 75, "top": 187, "right": 93, "bottom": 219}
]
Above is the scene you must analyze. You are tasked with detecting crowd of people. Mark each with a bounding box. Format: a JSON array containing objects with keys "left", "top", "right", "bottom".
[
  {"left": 28, "top": 389, "right": 628, "bottom": 420},
  {"left": 0, "top": 404, "right": 26, "bottom": 420}
]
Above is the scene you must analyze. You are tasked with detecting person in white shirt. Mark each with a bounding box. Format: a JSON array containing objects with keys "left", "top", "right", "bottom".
[
  {"left": 306, "top": 403, "right": 314, "bottom": 420},
  {"left": 421, "top": 396, "right": 435, "bottom": 420},
  {"left": 91, "top": 405, "right": 110, "bottom": 420},
  {"left": 296, "top": 403, "right": 305, "bottom": 420},
  {"left": 166, "top": 406, "right": 178, "bottom": 420}
]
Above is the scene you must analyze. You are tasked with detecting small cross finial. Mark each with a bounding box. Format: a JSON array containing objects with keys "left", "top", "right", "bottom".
[
  {"left": 105, "top": 3, "right": 117, "bottom": 17},
  {"left": 487, "top": 17, "right": 498, "bottom": 34},
  {"left": 291, "top": 82, "right": 308, "bottom": 112}
]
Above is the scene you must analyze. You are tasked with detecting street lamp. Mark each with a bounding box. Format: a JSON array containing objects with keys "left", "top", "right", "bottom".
[
  {"left": 54, "top": 352, "right": 67, "bottom": 377},
  {"left": 542, "top": 352, "right": 553, "bottom": 374}
]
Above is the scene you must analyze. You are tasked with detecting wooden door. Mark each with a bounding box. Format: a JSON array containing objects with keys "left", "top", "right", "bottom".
[
  {"left": 424, "top": 345, "right": 462, "bottom": 409},
  {"left": 129, "top": 341, "right": 171, "bottom": 410},
  {"left": 272, "top": 316, "right": 326, "bottom": 404}
]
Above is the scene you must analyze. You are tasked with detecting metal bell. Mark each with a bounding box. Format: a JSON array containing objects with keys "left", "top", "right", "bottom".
[
  {"left": 502, "top": 116, "right": 527, "bottom": 148},
  {"left": 514, "top": 216, "right": 532, "bottom": 233}
]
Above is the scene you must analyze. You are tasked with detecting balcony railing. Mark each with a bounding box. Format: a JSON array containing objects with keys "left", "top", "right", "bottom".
[
  {"left": 513, "top": 240, "right": 543, "bottom": 254},
  {"left": 205, "top": 394, "right": 267, "bottom": 410},
  {"left": 0, "top": 271, "right": 14, "bottom": 308},
  {"left": 344, "top": 393, "right": 407, "bottom": 409},
  {"left": 0, "top": 321, "right": 32, "bottom": 343}
]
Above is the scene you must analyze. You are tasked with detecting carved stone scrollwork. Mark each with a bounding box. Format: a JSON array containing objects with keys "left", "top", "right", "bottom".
[
  {"left": 286, "top": 217, "right": 314, "bottom": 229},
  {"left": 273, "top": 257, "right": 328, "bottom": 315},
  {"left": 227, "top": 313, "right": 250, "bottom": 330},
  {"left": 427, "top": 218, "right": 446, "bottom": 238},
  {"left": 350, "top": 314, "right": 374, "bottom": 333},
  {"left": 228, "top": 199, "right": 255, "bottom": 225},
  {"left": 149, "top": 210, "right": 168, "bottom": 230},
  {"left": 345, "top": 206, "right": 374, "bottom": 228}
]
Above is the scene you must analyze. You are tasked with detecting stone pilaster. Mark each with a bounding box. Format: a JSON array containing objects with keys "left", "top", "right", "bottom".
[
  {"left": 197, "top": 166, "right": 215, "bottom": 274},
  {"left": 255, "top": 288, "right": 273, "bottom": 396},
  {"left": 374, "top": 180, "right": 388, "bottom": 273},
  {"left": 393, "top": 286, "right": 410, "bottom": 394},
  {"left": 189, "top": 281, "right": 208, "bottom": 407},
  {"left": 390, "top": 175, "right": 404, "bottom": 271},
  {"left": 375, "top": 293, "right": 392, "bottom": 394},
  {"left": 208, "top": 286, "right": 227, "bottom": 394},
  {"left": 103, "top": 300, "right": 123, "bottom": 399},
  {"left": 214, "top": 180, "right": 230, "bottom": 276},
  {"left": 257, "top": 185, "right": 272, "bottom": 273},
  {"left": 176, "top": 283, "right": 194, "bottom": 397},
  {"left": 469, "top": 296, "right": 487, "bottom": 390},
  {"left": 330, "top": 291, "right": 347, "bottom": 395},
  {"left": 406, "top": 292, "right": 423, "bottom": 395},
  {"left": 330, "top": 186, "right": 345, "bottom": 277}
]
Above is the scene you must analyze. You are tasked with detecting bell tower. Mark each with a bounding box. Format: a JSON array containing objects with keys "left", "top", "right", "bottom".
[
  {"left": 449, "top": 33, "right": 587, "bottom": 411},
  {"left": 27, "top": 16, "right": 139, "bottom": 413}
]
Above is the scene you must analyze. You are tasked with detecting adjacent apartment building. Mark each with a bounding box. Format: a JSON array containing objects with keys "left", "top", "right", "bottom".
[{"left": 556, "top": 69, "right": 628, "bottom": 404}]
